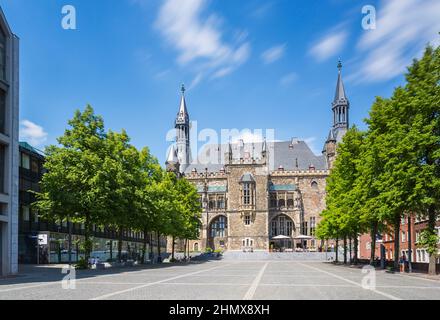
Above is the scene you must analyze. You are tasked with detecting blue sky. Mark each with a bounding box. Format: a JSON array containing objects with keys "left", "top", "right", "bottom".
[{"left": 1, "top": 0, "right": 439, "bottom": 164}]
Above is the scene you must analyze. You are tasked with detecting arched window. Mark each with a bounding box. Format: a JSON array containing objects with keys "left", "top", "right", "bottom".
[
  {"left": 193, "top": 243, "right": 199, "bottom": 252},
  {"left": 210, "top": 216, "right": 227, "bottom": 238},
  {"left": 271, "top": 215, "right": 294, "bottom": 237},
  {"left": 311, "top": 181, "right": 318, "bottom": 190}
]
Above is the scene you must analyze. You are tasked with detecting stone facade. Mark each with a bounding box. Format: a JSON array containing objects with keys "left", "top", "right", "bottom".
[
  {"left": 180, "top": 165, "right": 328, "bottom": 252},
  {"left": 166, "top": 64, "right": 349, "bottom": 253}
]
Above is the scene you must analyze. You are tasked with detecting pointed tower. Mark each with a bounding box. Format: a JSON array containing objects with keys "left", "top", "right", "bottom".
[
  {"left": 332, "top": 60, "right": 349, "bottom": 142},
  {"left": 224, "top": 140, "right": 233, "bottom": 164},
  {"left": 323, "top": 60, "right": 350, "bottom": 169},
  {"left": 166, "top": 145, "right": 180, "bottom": 174},
  {"left": 261, "top": 138, "right": 267, "bottom": 159},
  {"left": 175, "top": 84, "right": 190, "bottom": 173}
]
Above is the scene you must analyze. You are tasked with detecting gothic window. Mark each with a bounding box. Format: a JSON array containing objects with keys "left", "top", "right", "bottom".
[
  {"left": 194, "top": 243, "right": 199, "bottom": 251},
  {"left": 271, "top": 215, "right": 294, "bottom": 237},
  {"left": 217, "top": 196, "right": 225, "bottom": 209},
  {"left": 209, "top": 198, "right": 216, "bottom": 210},
  {"left": 309, "top": 217, "right": 316, "bottom": 236},
  {"left": 278, "top": 198, "right": 285, "bottom": 208},
  {"left": 210, "top": 216, "right": 227, "bottom": 238},
  {"left": 287, "top": 193, "right": 294, "bottom": 208},
  {"left": 270, "top": 193, "right": 277, "bottom": 208},
  {"left": 244, "top": 214, "right": 251, "bottom": 226},
  {"left": 243, "top": 183, "right": 251, "bottom": 205},
  {"left": 286, "top": 221, "right": 293, "bottom": 236},
  {"left": 311, "top": 181, "right": 318, "bottom": 190},
  {"left": 240, "top": 174, "right": 255, "bottom": 206},
  {"left": 271, "top": 220, "right": 277, "bottom": 237},
  {"left": 279, "top": 216, "right": 286, "bottom": 235},
  {"left": 302, "top": 221, "right": 308, "bottom": 236}
]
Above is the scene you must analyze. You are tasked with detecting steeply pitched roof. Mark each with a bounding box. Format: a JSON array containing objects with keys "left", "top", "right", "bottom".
[
  {"left": 175, "top": 84, "right": 189, "bottom": 125},
  {"left": 183, "top": 139, "right": 327, "bottom": 174},
  {"left": 327, "top": 129, "right": 336, "bottom": 142},
  {"left": 166, "top": 145, "right": 178, "bottom": 164},
  {"left": 333, "top": 60, "right": 348, "bottom": 105}
]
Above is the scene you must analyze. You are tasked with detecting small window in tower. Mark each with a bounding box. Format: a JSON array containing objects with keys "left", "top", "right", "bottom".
[{"left": 311, "top": 181, "right": 318, "bottom": 190}]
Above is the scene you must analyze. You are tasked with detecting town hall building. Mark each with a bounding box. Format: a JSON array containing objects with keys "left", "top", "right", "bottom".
[{"left": 166, "top": 62, "right": 350, "bottom": 253}]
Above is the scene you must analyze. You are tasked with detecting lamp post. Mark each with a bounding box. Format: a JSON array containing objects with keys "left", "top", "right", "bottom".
[{"left": 204, "top": 168, "right": 209, "bottom": 250}]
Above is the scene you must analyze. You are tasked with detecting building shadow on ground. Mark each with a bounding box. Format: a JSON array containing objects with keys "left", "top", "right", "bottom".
[{"left": 0, "top": 254, "right": 223, "bottom": 287}]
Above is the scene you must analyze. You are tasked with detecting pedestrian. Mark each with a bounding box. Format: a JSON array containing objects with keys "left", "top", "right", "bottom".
[{"left": 399, "top": 253, "right": 406, "bottom": 273}]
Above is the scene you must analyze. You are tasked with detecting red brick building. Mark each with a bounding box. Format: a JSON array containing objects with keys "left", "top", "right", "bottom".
[{"left": 359, "top": 214, "right": 440, "bottom": 265}]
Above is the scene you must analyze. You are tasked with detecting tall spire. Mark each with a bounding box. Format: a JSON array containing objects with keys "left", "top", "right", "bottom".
[
  {"left": 334, "top": 59, "right": 347, "bottom": 104},
  {"left": 331, "top": 59, "right": 350, "bottom": 143},
  {"left": 175, "top": 84, "right": 191, "bottom": 173},
  {"left": 166, "top": 145, "right": 178, "bottom": 164},
  {"left": 176, "top": 84, "right": 189, "bottom": 125}
]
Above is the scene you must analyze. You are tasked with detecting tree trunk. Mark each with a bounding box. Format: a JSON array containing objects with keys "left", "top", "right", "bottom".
[
  {"left": 353, "top": 234, "right": 358, "bottom": 265},
  {"left": 156, "top": 232, "right": 161, "bottom": 263},
  {"left": 117, "top": 227, "right": 123, "bottom": 262},
  {"left": 428, "top": 207, "right": 437, "bottom": 275},
  {"left": 370, "top": 222, "right": 378, "bottom": 265},
  {"left": 149, "top": 233, "right": 153, "bottom": 262},
  {"left": 407, "top": 215, "right": 412, "bottom": 273},
  {"left": 349, "top": 237, "right": 352, "bottom": 264},
  {"left": 184, "top": 239, "right": 187, "bottom": 260},
  {"left": 84, "top": 214, "right": 91, "bottom": 263},
  {"left": 335, "top": 238, "right": 339, "bottom": 262},
  {"left": 141, "top": 228, "right": 148, "bottom": 264},
  {"left": 188, "top": 239, "right": 190, "bottom": 259},
  {"left": 343, "top": 237, "right": 347, "bottom": 264},
  {"left": 171, "top": 236, "right": 175, "bottom": 260},
  {"left": 393, "top": 214, "right": 401, "bottom": 271}
]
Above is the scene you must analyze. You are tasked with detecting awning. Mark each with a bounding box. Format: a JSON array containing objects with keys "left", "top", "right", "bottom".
[
  {"left": 272, "top": 235, "right": 291, "bottom": 240},
  {"left": 294, "top": 235, "right": 313, "bottom": 240}
]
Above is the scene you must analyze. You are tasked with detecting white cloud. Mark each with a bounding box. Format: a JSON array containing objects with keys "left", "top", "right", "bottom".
[
  {"left": 309, "top": 30, "right": 348, "bottom": 62},
  {"left": 20, "top": 120, "right": 48, "bottom": 147},
  {"left": 351, "top": 0, "right": 440, "bottom": 83},
  {"left": 155, "top": 0, "right": 251, "bottom": 83},
  {"left": 250, "top": 1, "right": 275, "bottom": 19},
  {"left": 188, "top": 73, "right": 204, "bottom": 89},
  {"left": 261, "top": 44, "right": 286, "bottom": 64},
  {"left": 280, "top": 72, "right": 297, "bottom": 86}
]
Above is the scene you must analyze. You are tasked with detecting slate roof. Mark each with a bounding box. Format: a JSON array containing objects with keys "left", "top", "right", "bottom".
[{"left": 183, "top": 139, "right": 327, "bottom": 174}]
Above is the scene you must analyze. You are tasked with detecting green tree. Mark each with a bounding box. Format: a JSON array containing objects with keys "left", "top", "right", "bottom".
[
  {"left": 34, "top": 106, "right": 108, "bottom": 262},
  {"left": 317, "top": 127, "right": 366, "bottom": 264}
]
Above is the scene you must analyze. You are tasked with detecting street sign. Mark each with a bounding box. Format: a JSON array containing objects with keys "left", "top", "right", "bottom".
[{"left": 38, "top": 234, "right": 48, "bottom": 245}]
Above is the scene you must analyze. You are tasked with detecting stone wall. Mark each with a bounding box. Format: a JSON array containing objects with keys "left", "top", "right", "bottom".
[{"left": 182, "top": 163, "right": 329, "bottom": 252}]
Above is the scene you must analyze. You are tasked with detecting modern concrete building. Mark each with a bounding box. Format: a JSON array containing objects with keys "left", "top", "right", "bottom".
[{"left": 0, "top": 7, "right": 19, "bottom": 276}]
